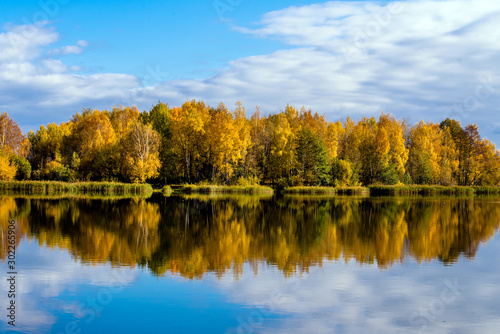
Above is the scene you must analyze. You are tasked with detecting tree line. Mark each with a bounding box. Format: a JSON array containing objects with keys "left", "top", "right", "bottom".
[{"left": 0, "top": 100, "right": 499, "bottom": 186}]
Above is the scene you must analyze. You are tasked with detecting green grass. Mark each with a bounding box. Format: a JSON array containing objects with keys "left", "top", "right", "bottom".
[
  {"left": 0, "top": 181, "right": 153, "bottom": 196},
  {"left": 368, "top": 185, "right": 500, "bottom": 196},
  {"left": 179, "top": 184, "right": 274, "bottom": 195},
  {"left": 281, "top": 186, "right": 369, "bottom": 195}
]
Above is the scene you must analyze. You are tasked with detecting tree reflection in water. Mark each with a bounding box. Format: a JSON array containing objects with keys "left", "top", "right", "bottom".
[{"left": 1, "top": 195, "right": 499, "bottom": 278}]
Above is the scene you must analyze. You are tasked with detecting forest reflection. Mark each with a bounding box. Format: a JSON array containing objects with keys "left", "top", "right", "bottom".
[{"left": 1, "top": 194, "right": 499, "bottom": 278}]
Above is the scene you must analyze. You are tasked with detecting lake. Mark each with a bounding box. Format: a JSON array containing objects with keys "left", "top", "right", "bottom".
[{"left": 1, "top": 194, "right": 500, "bottom": 333}]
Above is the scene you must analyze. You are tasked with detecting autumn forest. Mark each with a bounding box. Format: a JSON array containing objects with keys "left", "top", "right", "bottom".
[{"left": 0, "top": 100, "right": 499, "bottom": 186}]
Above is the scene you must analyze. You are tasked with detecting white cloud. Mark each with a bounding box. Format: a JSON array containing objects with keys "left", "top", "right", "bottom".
[
  {"left": 41, "top": 58, "right": 68, "bottom": 73},
  {"left": 48, "top": 40, "right": 89, "bottom": 55},
  {"left": 0, "top": 22, "right": 58, "bottom": 61}
]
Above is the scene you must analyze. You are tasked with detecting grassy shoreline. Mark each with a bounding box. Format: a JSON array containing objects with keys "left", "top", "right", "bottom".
[
  {"left": 368, "top": 185, "right": 500, "bottom": 195},
  {"left": 178, "top": 184, "right": 274, "bottom": 195},
  {"left": 281, "top": 186, "right": 369, "bottom": 195},
  {"left": 1, "top": 182, "right": 498, "bottom": 197},
  {"left": 0, "top": 193, "right": 153, "bottom": 200},
  {"left": 0, "top": 181, "right": 153, "bottom": 196}
]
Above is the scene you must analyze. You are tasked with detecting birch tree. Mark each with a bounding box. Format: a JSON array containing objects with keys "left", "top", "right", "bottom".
[{"left": 123, "top": 122, "right": 161, "bottom": 183}]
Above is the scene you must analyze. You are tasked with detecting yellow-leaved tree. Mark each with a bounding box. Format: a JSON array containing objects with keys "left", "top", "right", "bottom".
[
  {"left": 407, "top": 121, "right": 444, "bottom": 184},
  {"left": 169, "top": 100, "right": 210, "bottom": 183},
  {"left": 110, "top": 105, "right": 140, "bottom": 141},
  {"left": 0, "top": 154, "right": 16, "bottom": 180},
  {"left": 123, "top": 122, "right": 161, "bottom": 183},
  {"left": 76, "top": 109, "right": 119, "bottom": 180},
  {"left": 324, "top": 121, "right": 342, "bottom": 163},
  {"left": 378, "top": 113, "right": 409, "bottom": 179},
  {"left": 233, "top": 101, "right": 252, "bottom": 178},
  {"left": 207, "top": 103, "right": 239, "bottom": 181},
  {"left": 267, "top": 113, "right": 294, "bottom": 183}
]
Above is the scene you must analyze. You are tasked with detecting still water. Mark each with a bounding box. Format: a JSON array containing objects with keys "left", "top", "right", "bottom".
[{"left": 1, "top": 194, "right": 500, "bottom": 333}]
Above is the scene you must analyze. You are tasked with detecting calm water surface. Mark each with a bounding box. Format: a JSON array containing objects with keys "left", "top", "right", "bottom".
[{"left": 1, "top": 194, "right": 500, "bottom": 333}]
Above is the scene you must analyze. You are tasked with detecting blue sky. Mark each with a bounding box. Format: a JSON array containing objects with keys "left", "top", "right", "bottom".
[{"left": 1, "top": 0, "right": 499, "bottom": 145}]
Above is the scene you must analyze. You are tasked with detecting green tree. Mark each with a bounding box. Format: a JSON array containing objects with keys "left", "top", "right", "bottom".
[
  {"left": 141, "top": 102, "right": 173, "bottom": 183},
  {"left": 296, "top": 128, "right": 330, "bottom": 185},
  {"left": 9, "top": 155, "right": 31, "bottom": 180}
]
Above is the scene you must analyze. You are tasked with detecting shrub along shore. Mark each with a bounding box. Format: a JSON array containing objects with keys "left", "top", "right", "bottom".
[
  {"left": 281, "top": 186, "right": 369, "bottom": 195},
  {"left": 178, "top": 184, "right": 274, "bottom": 195},
  {"left": 0, "top": 181, "right": 153, "bottom": 196}
]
